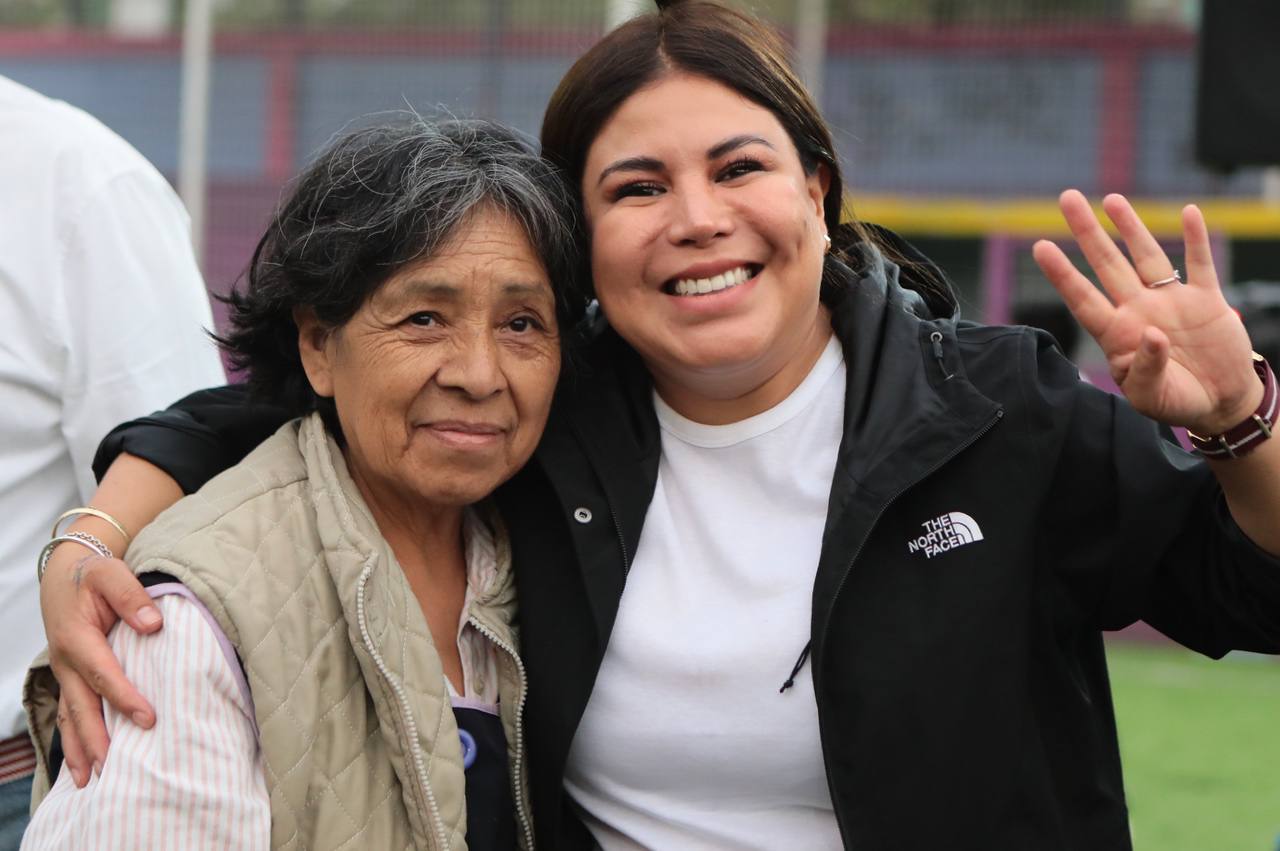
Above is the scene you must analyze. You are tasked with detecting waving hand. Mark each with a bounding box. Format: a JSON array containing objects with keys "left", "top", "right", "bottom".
[{"left": 1031, "top": 190, "right": 1263, "bottom": 436}]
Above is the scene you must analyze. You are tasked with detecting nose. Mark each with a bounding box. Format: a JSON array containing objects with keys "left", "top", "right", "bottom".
[
  {"left": 666, "top": 180, "right": 733, "bottom": 246},
  {"left": 435, "top": 326, "right": 506, "bottom": 400}
]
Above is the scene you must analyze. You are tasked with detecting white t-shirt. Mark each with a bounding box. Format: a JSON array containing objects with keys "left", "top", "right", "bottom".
[
  {"left": 564, "top": 334, "right": 847, "bottom": 850},
  {"left": 0, "top": 75, "right": 226, "bottom": 739}
]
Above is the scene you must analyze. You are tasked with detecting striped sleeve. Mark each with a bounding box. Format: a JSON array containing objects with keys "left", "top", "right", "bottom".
[{"left": 21, "top": 594, "right": 269, "bottom": 850}]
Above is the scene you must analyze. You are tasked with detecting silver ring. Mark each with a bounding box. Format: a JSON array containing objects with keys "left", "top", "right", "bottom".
[{"left": 1145, "top": 269, "right": 1181, "bottom": 288}]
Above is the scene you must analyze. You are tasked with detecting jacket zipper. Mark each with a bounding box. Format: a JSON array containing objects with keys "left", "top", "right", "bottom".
[
  {"left": 609, "top": 506, "right": 633, "bottom": 577},
  {"left": 816, "top": 406, "right": 1004, "bottom": 845},
  {"left": 468, "top": 616, "right": 537, "bottom": 851},
  {"left": 355, "top": 555, "right": 451, "bottom": 850}
]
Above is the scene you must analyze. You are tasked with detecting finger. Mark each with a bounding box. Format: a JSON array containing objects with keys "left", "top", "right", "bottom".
[
  {"left": 1181, "top": 204, "right": 1221, "bottom": 291},
  {"left": 56, "top": 667, "right": 110, "bottom": 775},
  {"left": 1102, "top": 194, "right": 1176, "bottom": 287},
  {"left": 59, "top": 624, "right": 155, "bottom": 729},
  {"left": 86, "top": 558, "right": 162, "bottom": 634},
  {"left": 1058, "top": 189, "right": 1144, "bottom": 301},
  {"left": 1125, "top": 326, "right": 1171, "bottom": 400},
  {"left": 55, "top": 692, "right": 90, "bottom": 788},
  {"left": 1031, "top": 239, "right": 1117, "bottom": 340}
]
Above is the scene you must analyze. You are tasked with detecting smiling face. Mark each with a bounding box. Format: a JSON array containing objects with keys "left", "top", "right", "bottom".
[
  {"left": 582, "top": 73, "right": 833, "bottom": 423},
  {"left": 297, "top": 206, "right": 560, "bottom": 514}
]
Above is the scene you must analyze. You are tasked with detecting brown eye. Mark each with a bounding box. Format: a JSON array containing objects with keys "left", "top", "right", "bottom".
[
  {"left": 407, "top": 312, "right": 440, "bottom": 327},
  {"left": 718, "top": 158, "right": 763, "bottom": 181},
  {"left": 612, "top": 181, "right": 664, "bottom": 200},
  {"left": 508, "top": 315, "right": 543, "bottom": 333}
]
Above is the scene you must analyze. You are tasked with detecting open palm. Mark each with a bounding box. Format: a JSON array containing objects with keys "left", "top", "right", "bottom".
[{"left": 1032, "top": 190, "right": 1260, "bottom": 436}]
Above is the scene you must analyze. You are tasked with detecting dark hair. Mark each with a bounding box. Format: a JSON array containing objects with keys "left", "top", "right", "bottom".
[
  {"left": 539, "top": 0, "right": 952, "bottom": 312},
  {"left": 543, "top": 0, "right": 842, "bottom": 228},
  {"left": 218, "top": 117, "right": 581, "bottom": 426}
]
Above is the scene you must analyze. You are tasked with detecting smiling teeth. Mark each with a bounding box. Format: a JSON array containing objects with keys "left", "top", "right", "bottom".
[{"left": 673, "top": 265, "right": 751, "bottom": 296}]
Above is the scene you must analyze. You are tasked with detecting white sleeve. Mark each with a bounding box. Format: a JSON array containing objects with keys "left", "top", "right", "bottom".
[
  {"left": 21, "top": 594, "right": 270, "bottom": 851},
  {"left": 56, "top": 168, "right": 227, "bottom": 500}
]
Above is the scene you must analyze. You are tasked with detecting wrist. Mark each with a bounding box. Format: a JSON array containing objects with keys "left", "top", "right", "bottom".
[
  {"left": 1187, "top": 353, "right": 1277, "bottom": 459},
  {"left": 62, "top": 516, "right": 129, "bottom": 558},
  {"left": 1195, "top": 377, "right": 1267, "bottom": 436},
  {"left": 40, "top": 513, "right": 130, "bottom": 585}
]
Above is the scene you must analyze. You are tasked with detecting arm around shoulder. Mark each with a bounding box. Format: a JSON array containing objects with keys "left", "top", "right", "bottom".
[{"left": 24, "top": 594, "right": 268, "bottom": 850}]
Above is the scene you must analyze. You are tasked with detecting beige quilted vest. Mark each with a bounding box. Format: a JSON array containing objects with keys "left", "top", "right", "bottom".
[{"left": 26, "top": 414, "right": 533, "bottom": 850}]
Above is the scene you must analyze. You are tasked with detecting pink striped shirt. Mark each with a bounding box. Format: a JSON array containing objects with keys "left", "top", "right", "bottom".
[{"left": 21, "top": 593, "right": 270, "bottom": 850}]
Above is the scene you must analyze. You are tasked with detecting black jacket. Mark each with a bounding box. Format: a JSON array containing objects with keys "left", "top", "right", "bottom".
[{"left": 98, "top": 240, "right": 1280, "bottom": 850}]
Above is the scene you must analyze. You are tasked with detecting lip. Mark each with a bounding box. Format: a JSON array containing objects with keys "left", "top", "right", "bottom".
[{"left": 419, "top": 420, "right": 507, "bottom": 450}]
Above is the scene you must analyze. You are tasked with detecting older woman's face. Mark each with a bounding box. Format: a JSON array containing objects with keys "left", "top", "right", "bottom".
[{"left": 299, "top": 207, "right": 560, "bottom": 509}]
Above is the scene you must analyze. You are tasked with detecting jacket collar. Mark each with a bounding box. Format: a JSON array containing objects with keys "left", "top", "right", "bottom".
[
  {"left": 809, "top": 241, "right": 1003, "bottom": 657},
  {"left": 824, "top": 234, "right": 999, "bottom": 497}
]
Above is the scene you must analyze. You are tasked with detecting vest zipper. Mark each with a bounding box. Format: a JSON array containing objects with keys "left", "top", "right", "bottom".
[
  {"left": 355, "top": 555, "right": 451, "bottom": 850},
  {"left": 468, "top": 616, "right": 537, "bottom": 851},
  {"left": 814, "top": 406, "right": 1004, "bottom": 846}
]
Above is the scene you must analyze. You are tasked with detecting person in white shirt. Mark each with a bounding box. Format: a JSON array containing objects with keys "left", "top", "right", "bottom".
[{"left": 0, "top": 74, "right": 225, "bottom": 845}]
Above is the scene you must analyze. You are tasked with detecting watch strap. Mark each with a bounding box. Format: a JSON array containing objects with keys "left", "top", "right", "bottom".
[{"left": 1187, "top": 353, "right": 1277, "bottom": 460}]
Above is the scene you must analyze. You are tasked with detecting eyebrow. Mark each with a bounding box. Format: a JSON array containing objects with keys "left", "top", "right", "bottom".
[
  {"left": 595, "top": 134, "right": 776, "bottom": 186},
  {"left": 707, "top": 134, "right": 775, "bottom": 160},
  {"left": 390, "top": 279, "right": 552, "bottom": 303},
  {"left": 596, "top": 155, "right": 664, "bottom": 186},
  {"left": 499, "top": 282, "right": 554, "bottom": 300}
]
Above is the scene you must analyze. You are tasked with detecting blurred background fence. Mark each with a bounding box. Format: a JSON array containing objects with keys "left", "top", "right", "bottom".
[{"left": 1, "top": 0, "right": 1278, "bottom": 357}]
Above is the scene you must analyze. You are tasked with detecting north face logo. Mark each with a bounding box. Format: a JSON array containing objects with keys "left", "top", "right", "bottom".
[{"left": 907, "top": 512, "right": 984, "bottom": 559}]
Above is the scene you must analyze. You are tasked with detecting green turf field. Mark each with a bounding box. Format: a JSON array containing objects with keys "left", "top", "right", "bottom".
[{"left": 1107, "top": 639, "right": 1280, "bottom": 850}]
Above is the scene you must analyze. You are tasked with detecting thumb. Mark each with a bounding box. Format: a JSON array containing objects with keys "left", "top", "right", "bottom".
[
  {"left": 1125, "top": 326, "right": 1169, "bottom": 399},
  {"left": 87, "top": 558, "right": 163, "bottom": 634}
]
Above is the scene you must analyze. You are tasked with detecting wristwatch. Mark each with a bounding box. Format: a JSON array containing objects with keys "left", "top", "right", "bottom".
[{"left": 1187, "top": 352, "right": 1277, "bottom": 460}]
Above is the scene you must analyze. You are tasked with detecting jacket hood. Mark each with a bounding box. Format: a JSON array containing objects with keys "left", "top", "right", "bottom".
[{"left": 826, "top": 221, "right": 960, "bottom": 323}]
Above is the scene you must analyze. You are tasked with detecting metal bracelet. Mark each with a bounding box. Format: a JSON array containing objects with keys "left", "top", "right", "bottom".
[
  {"left": 37, "top": 533, "right": 114, "bottom": 584},
  {"left": 50, "top": 507, "right": 130, "bottom": 545}
]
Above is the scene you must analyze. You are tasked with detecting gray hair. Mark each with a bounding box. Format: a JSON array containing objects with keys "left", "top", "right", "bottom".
[{"left": 218, "top": 116, "right": 583, "bottom": 423}]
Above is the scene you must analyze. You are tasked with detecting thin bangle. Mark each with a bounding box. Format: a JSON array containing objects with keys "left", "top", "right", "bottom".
[
  {"left": 37, "top": 533, "right": 114, "bottom": 583},
  {"left": 51, "top": 507, "right": 130, "bottom": 545}
]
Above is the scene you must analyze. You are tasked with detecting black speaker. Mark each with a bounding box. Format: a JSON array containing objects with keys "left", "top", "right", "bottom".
[{"left": 1195, "top": 0, "right": 1280, "bottom": 169}]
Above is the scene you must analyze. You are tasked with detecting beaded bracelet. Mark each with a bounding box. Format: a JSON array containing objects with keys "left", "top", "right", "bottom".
[{"left": 37, "top": 532, "right": 113, "bottom": 583}]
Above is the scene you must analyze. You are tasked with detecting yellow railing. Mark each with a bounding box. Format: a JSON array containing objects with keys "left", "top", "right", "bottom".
[{"left": 848, "top": 194, "right": 1280, "bottom": 239}]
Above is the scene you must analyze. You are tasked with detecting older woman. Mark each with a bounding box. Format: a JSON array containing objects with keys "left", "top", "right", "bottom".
[
  {"left": 35, "top": 1, "right": 1280, "bottom": 848},
  {"left": 22, "top": 118, "right": 575, "bottom": 850}
]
